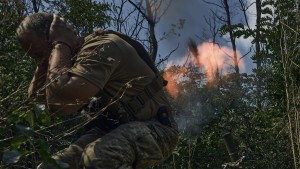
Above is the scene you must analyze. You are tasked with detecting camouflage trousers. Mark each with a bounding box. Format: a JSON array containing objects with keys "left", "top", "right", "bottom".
[{"left": 37, "top": 120, "right": 179, "bottom": 169}]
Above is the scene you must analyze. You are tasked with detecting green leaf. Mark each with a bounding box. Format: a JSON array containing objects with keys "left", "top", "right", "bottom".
[
  {"left": 10, "top": 136, "right": 27, "bottom": 149},
  {"left": 34, "top": 104, "right": 46, "bottom": 115},
  {"left": 16, "top": 124, "right": 33, "bottom": 136},
  {"left": 27, "top": 110, "right": 35, "bottom": 127},
  {"left": 2, "top": 150, "right": 21, "bottom": 164}
]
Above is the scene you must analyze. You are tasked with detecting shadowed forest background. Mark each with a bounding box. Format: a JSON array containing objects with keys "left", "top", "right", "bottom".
[{"left": 0, "top": 0, "right": 300, "bottom": 168}]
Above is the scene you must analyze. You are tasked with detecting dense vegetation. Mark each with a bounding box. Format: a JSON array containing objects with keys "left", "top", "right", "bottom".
[{"left": 0, "top": 0, "right": 299, "bottom": 168}]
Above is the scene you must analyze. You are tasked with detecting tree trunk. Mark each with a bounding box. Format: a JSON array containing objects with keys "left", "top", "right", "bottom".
[
  {"left": 31, "top": 0, "right": 39, "bottom": 13},
  {"left": 255, "top": 0, "right": 262, "bottom": 109},
  {"left": 145, "top": 0, "right": 158, "bottom": 62},
  {"left": 223, "top": 0, "right": 240, "bottom": 86}
]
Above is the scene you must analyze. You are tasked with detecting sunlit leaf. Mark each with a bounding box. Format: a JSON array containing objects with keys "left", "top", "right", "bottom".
[
  {"left": 2, "top": 150, "right": 21, "bottom": 164},
  {"left": 34, "top": 104, "right": 46, "bottom": 115}
]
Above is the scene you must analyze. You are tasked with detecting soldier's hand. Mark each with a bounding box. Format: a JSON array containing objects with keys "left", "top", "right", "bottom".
[{"left": 49, "top": 14, "right": 80, "bottom": 49}]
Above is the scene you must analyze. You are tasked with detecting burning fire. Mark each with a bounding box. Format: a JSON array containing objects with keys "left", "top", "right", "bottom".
[
  {"left": 163, "top": 64, "right": 187, "bottom": 98},
  {"left": 163, "top": 70, "right": 179, "bottom": 98},
  {"left": 163, "top": 41, "right": 244, "bottom": 98}
]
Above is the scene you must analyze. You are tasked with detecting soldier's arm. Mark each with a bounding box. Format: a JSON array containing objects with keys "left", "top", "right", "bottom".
[
  {"left": 46, "top": 14, "right": 100, "bottom": 115},
  {"left": 28, "top": 62, "right": 48, "bottom": 102},
  {"left": 46, "top": 43, "right": 100, "bottom": 115}
]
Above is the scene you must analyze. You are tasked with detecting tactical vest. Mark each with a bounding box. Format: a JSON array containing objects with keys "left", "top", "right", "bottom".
[{"left": 82, "top": 30, "right": 167, "bottom": 132}]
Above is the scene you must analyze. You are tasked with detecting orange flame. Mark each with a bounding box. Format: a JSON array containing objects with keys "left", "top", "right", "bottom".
[
  {"left": 163, "top": 41, "right": 244, "bottom": 98},
  {"left": 163, "top": 64, "right": 187, "bottom": 98},
  {"left": 163, "top": 71, "right": 179, "bottom": 98}
]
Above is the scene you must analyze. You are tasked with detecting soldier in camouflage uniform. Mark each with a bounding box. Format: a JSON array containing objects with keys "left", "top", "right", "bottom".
[{"left": 16, "top": 12, "right": 179, "bottom": 169}]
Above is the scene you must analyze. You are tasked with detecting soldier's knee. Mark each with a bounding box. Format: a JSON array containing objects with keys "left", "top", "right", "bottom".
[
  {"left": 81, "top": 142, "right": 99, "bottom": 168},
  {"left": 81, "top": 141, "right": 133, "bottom": 169},
  {"left": 81, "top": 142, "right": 115, "bottom": 168}
]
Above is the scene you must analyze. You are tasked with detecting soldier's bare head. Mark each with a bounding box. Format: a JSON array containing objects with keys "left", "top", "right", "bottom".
[
  {"left": 16, "top": 12, "right": 53, "bottom": 43},
  {"left": 16, "top": 13, "right": 54, "bottom": 63}
]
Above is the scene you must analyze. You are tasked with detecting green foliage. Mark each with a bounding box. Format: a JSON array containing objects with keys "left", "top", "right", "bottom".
[
  {"left": 219, "top": 23, "right": 245, "bottom": 37},
  {"left": 160, "top": 132, "right": 228, "bottom": 169},
  {"left": 158, "top": 53, "right": 292, "bottom": 168},
  {"left": 1, "top": 0, "right": 299, "bottom": 168},
  {"left": 0, "top": 0, "right": 110, "bottom": 168},
  {"left": 47, "top": 0, "right": 111, "bottom": 36}
]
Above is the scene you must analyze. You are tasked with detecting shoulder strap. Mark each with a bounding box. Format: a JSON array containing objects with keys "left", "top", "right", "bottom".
[
  {"left": 104, "top": 30, "right": 159, "bottom": 74},
  {"left": 92, "top": 29, "right": 167, "bottom": 118},
  {"left": 95, "top": 29, "right": 167, "bottom": 86}
]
